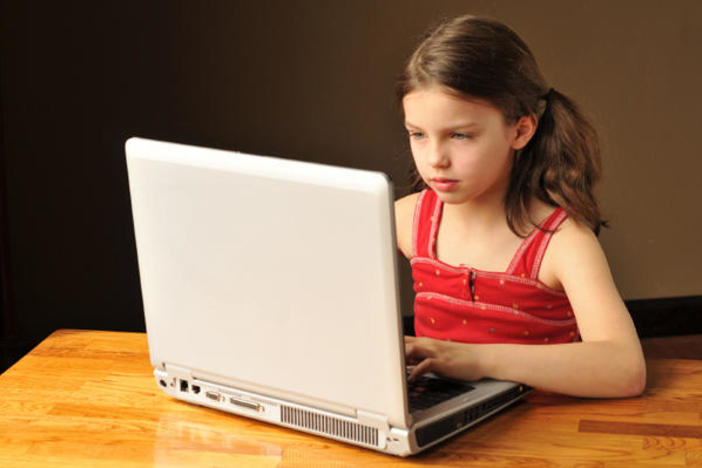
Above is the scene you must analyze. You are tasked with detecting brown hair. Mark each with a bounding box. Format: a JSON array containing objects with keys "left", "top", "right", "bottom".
[{"left": 396, "top": 15, "right": 606, "bottom": 235}]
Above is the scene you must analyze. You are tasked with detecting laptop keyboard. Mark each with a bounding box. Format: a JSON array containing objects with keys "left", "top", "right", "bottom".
[{"left": 407, "top": 370, "right": 475, "bottom": 412}]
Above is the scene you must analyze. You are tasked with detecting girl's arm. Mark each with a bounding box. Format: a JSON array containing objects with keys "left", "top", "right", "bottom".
[{"left": 405, "top": 219, "right": 647, "bottom": 398}]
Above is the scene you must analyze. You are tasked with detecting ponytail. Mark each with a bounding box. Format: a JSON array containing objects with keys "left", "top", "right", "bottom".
[{"left": 507, "top": 88, "right": 606, "bottom": 235}]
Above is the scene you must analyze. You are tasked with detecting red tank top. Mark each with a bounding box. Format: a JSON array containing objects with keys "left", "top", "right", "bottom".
[{"left": 411, "top": 189, "right": 579, "bottom": 344}]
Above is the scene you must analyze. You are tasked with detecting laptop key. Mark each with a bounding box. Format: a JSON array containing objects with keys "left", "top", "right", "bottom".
[{"left": 407, "top": 374, "right": 475, "bottom": 412}]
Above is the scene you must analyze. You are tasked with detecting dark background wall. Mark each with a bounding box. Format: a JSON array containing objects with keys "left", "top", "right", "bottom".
[{"left": 1, "top": 0, "right": 701, "bottom": 369}]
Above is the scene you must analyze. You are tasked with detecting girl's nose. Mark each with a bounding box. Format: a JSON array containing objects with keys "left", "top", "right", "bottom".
[{"left": 428, "top": 142, "right": 450, "bottom": 168}]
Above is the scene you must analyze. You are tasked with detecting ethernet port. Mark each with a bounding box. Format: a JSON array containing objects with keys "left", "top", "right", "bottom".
[{"left": 179, "top": 379, "right": 189, "bottom": 392}]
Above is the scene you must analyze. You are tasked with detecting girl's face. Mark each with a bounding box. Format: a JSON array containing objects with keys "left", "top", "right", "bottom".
[{"left": 402, "top": 85, "right": 532, "bottom": 205}]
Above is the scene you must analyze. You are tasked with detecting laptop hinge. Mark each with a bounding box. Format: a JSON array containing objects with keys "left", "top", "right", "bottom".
[{"left": 357, "top": 409, "right": 390, "bottom": 433}]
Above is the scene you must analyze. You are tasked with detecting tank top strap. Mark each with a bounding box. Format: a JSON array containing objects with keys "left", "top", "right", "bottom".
[
  {"left": 529, "top": 207, "right": 569, "bottom": 279},
  {"left": 412, "top": 189, "right": 442, "bottom": 258},
  {"left": 506, "top": 207, "right": 569, "bottom": 279}
]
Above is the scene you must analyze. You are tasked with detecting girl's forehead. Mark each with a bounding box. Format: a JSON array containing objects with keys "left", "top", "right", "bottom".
[{"left": 402, "top": 86, "right": 503, "bottom": 125}]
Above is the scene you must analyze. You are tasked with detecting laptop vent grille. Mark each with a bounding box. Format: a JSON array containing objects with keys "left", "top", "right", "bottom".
[{"left": 280, "top": 405, "right": 378, "bottom": 447}]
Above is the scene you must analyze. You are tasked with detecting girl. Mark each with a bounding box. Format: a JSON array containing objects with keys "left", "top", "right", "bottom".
[{"left": 395, "top": 15, "right": 646, "bottom": 398}]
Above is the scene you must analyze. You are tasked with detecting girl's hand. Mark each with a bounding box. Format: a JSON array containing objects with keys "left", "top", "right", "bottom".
[{"left": 404, "top": 336, "right": 484, "bottom": 382}]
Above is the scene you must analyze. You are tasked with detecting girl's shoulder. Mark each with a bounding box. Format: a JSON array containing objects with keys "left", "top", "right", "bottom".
[
  {"left": 394, "top": 192, "right": 422, "bottom": 258},
  {"left": 539, "top": 214, "right": 604, "bottom": 290},
  {"left": 549, "top": 215, "right": 600, "bottom": 252},
  {"left": 394, "top": 191, "right": 422, "bottom": 217}
]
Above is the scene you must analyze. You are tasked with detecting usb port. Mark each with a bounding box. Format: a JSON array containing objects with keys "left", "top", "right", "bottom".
[
  {"left": 205, "top": 391, "right": 221, "bottom": 402},
  {"left": 192, "top": 385, "right": 201, "bottom": 394}
]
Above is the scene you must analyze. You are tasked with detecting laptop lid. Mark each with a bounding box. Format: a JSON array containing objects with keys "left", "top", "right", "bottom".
[{"left": 125, "top": 137, "right": 411, "bottom": 428}]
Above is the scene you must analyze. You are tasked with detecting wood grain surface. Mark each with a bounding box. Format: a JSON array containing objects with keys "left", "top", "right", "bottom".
[{"left": 1, "top": 329, "right": 701, "bottom": 467}]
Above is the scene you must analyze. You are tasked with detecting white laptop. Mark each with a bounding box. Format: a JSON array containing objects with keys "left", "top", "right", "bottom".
[{"left": 125, "top": 137, "right": 531, "bottom": 456}]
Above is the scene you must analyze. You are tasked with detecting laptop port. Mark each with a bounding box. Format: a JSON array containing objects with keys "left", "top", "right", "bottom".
[
  {"left": 192, "top": 385, "right": 201, "bottom": 394},
  {"left": 230, "top": 397, "right": 261, "bottom": 411},
  {"left": 159, "top": 379, "right": 167, "bottom": 388},
  {"left": 205, "top": 391, "right": 221, "bottom": 402},
  {"left": 179, "top": 379, "right": 189, "bottom": 392}
]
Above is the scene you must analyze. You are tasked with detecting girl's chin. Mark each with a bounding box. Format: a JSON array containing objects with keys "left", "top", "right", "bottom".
[{"left": 432, "top": 190, "right": 470, "bottom": 204}]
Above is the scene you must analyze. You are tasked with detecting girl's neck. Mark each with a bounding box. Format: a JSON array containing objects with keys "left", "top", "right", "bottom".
[
  {"left": 441, "top": 190, "right": 555, "bottom": 240},
  {"left": 441, "top": 191, "right": 508, "bottom": 235}
]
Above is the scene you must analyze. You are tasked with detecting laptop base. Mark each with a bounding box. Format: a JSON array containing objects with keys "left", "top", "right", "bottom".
[{"left": 155, "top": 367, "right": 530, "bottom": 456}]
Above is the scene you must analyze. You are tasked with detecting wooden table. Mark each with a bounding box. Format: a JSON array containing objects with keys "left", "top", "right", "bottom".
[{"left": 1, "top": 330, "right": 701, "bottom": 467}]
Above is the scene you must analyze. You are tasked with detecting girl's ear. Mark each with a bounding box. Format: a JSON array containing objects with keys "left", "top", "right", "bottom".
[{"left": 511, "top": 114, "right": 538, "bottom": 150}]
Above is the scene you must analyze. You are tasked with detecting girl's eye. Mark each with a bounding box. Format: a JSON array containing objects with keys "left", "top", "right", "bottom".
[
  {"left": 451, "top": 132, "right": 473, "bottom": 140},
  {"left": 408, "top": 131, "right": 425, "bottom": 140}
]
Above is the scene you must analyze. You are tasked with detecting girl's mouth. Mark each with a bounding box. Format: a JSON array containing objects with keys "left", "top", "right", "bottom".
[{"left": 431, "top": 178, "right": 460, "bottom": 192}]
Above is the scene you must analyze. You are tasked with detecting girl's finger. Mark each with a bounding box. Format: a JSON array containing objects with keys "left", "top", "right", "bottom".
[
  {"left": 404, "top": 343, "right": 417, "bottom": 361},
  {"left": 408, "top": 358, "right": 433, "bottom": 381}
]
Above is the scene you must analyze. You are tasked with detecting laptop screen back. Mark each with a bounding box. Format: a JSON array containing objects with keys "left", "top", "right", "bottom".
[{"left": 126, "top": 138, "right": 410, "bottom": 427}]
